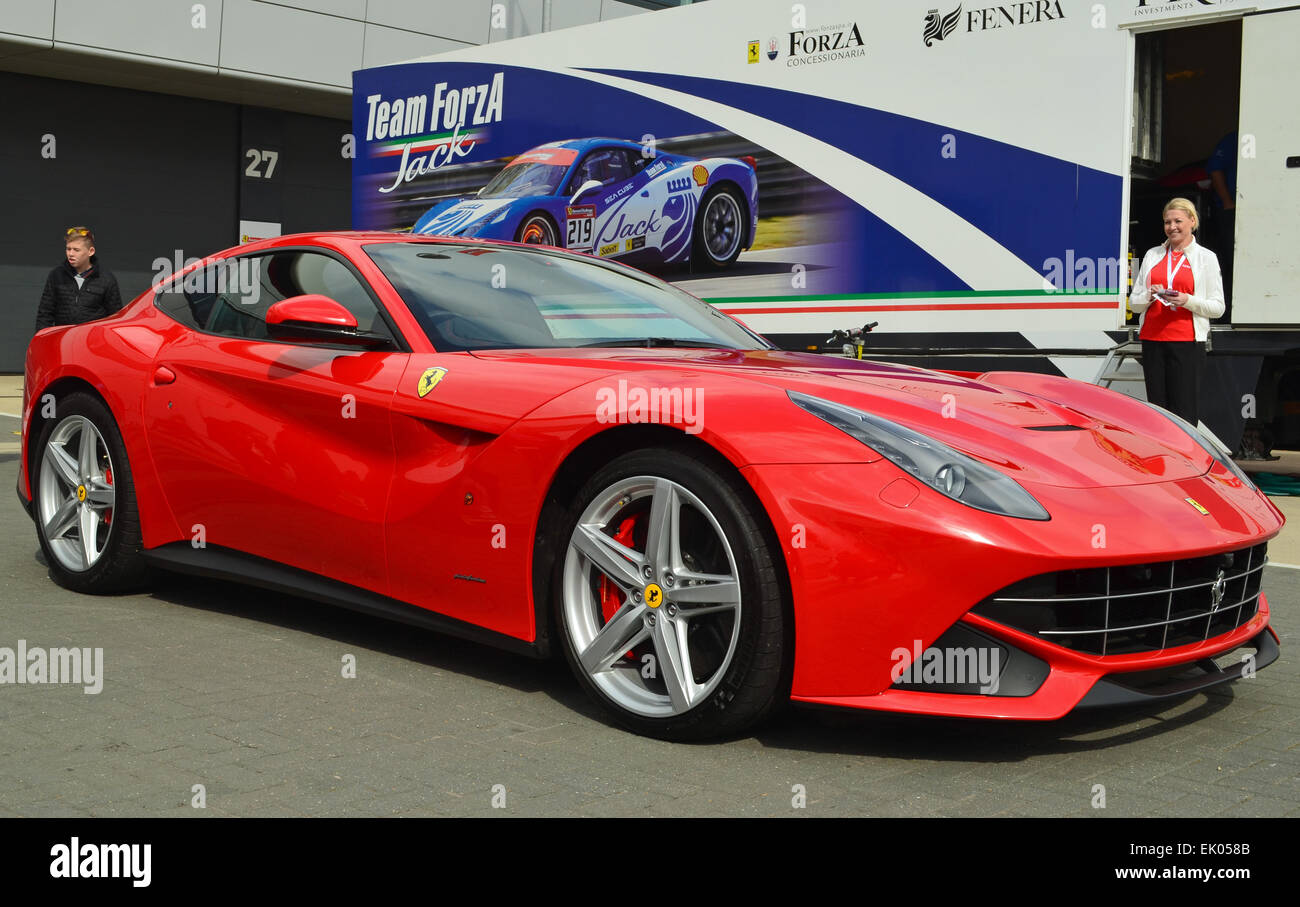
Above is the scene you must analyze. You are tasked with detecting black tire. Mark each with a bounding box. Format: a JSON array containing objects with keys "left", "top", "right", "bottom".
[
  {"left": 516, "top": 212, "right": 559, "bottom": 246},
  {"left": 692, "top": 186, "right": 746, "bottom": 270},
  {"left": 31, "top": 391, "right": 148, "bottom": 593},
  {"left": 553, "top": 446, "right": 786, "bottom": 740}
]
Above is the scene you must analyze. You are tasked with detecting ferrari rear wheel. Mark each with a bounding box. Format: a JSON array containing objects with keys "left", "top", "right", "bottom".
[
  {"left": 516, "top": 213, "right": 558, "bottom": 246},
  {"left": 557, "top": 447, "right": 786, "bottom": 740},
  {"left": 692, "top": 186, "right": 745, "bottom": 270},
  {"left": 33, "top": 392, "right": 147, "bottom": 592}
]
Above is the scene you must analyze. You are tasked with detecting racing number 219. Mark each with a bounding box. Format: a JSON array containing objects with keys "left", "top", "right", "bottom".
[{"left": 567, "top": 215, "right": 594, "bottom": 250}]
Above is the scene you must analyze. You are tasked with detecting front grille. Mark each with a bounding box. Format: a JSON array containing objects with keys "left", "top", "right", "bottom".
[{"left": 971, "top": 543, "right": 1266, "bottom": 655}]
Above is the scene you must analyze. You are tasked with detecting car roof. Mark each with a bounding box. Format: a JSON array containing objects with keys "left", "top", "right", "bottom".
[
  {"left": 222, "top": 231, "right": 645, "bottom": 272},
  {"left": 525, "top": 137, "right": 641, "bottom": 155},
  {"left": 229, "top": 231, "right": 480, "bottom": 255}
]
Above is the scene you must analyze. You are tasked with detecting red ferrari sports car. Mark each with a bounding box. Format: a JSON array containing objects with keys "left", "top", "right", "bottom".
[{"left": 18, "top": 232, "right": 1282, "bottom": 740}]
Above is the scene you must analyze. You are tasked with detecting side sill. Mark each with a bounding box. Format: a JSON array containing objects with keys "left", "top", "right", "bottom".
[{"left": 141, "top": 542, "right": 547, "bottom": 660}]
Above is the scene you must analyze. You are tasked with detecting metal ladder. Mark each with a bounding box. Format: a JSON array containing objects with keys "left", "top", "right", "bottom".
[{"left": 1094, "top": 329, "right": 1142, "bottom": 389}]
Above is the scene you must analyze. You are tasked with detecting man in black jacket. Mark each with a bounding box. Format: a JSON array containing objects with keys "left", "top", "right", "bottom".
[{"left": 34, "top": 227, "right": 123, "bottom": 330}]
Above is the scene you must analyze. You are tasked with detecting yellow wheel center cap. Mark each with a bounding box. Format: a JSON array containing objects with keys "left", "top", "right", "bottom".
[
  {"left": 76, "top": 485, "right": 87, "bottom": 503},
  {"left": 643, "top": 583, "right": 664, "bottom": 608}
]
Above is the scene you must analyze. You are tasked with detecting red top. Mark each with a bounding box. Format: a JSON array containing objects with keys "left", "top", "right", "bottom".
[{"left": 1140, "top": 247, "right": 1196, "bottom": 341}]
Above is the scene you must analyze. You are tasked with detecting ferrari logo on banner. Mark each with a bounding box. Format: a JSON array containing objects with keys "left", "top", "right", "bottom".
[
  {"left": 417, "top": 367, "right": 448, "bottom": 398},
  {"left": 747, "top": 40, "right": 760, "bottom": 63}
]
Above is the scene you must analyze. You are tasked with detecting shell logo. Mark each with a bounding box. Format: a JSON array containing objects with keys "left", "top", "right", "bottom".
[{"left": 691, "top": 165, "right": 708, "bottom": 187}]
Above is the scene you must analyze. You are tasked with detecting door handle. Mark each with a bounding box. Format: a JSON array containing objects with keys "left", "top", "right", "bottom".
[{"left": 153, "top": 365, "right": 177, "bottom": 386}]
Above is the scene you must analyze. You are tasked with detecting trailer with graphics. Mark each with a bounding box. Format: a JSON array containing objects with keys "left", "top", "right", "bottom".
[{"left": 351, "top": 0, "right": 1300, "bottom": 453}]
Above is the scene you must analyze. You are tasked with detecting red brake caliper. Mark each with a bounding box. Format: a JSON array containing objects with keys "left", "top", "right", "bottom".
[
  {"left": 103, "top": 467, "right": 113, "bottom": 526},
  {"left": 598, "top": 515, "right": 640, "bottom": 656}
]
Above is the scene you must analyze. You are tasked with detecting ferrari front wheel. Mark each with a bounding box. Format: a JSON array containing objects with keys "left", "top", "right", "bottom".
[
  {"left": 33, "top": 392, "right": 147, "bottom": 592},
  {"left": 557, "top": 448, "right": 786, "bottom": 740},
  {"left": 516, "top": 213, "right": 558, "bottom": 246}
]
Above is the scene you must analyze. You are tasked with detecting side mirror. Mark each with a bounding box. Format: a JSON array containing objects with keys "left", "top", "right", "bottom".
[
  {"left": 569, "top": 179, "right": 603, "bottom": 205},
  {"left": 265, "top": 294, "right": 391, "bottom": 349}
]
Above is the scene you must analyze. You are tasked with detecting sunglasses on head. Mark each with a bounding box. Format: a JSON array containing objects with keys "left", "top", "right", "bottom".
[{"left": 66, "top": 227, "right": 90, "bottom": 237}]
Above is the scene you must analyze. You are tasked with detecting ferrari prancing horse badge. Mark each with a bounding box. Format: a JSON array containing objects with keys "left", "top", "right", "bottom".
[{"left": 418, "top": 367, "right": 447, "bottom": 398}]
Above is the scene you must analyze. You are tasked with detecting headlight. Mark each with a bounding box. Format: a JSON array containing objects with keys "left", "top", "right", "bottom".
[
  {"left": 788, "top": 391, "right": 1050, "bottom": 520},
  {"left": 1138, "top": 400, "right": 1255, "bottom": 488}
]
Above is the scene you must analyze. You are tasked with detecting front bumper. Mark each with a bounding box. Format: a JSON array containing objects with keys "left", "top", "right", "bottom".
[
  {"left": 741, "top": 459, "right": 1282, "bottom": 719},
  {"left": 797, "top": 601, "right": 1275, "bottom": 719},
  {"left": 1077, "top": 625, "right": 1279, "bottom": 707}
]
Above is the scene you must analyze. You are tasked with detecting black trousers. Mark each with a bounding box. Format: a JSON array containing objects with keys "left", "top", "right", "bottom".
[{"left": 1141, "top": 339, "right": 1206, "bottom": 426}]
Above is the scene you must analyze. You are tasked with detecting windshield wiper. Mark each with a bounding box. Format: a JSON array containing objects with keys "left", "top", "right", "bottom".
[{"left": 576, "top": 337, "right": 725, "bottom": 349}]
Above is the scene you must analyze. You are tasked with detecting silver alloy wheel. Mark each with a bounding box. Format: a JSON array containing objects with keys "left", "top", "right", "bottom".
[
  {"left": 701, "top": 191, "right": 741, "bottom": 262},
  {"left": 562, "top": 475, "right": 742, "bottom": 718},
  {"left": 38, "top": 415, "right": 116, "bottom": 572}
]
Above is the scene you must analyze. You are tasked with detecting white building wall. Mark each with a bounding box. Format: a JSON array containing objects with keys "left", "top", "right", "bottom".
[{"left": 0, "top": 0, "right": 653, "bottom": 115}]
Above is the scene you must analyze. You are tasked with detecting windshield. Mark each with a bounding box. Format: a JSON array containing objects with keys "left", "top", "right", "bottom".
[
  {"left": 477, "top": 162, "right": 567, "bottom": 198},
  {"left": 364, "top": 242, "right": 770, "bottom": 353}
]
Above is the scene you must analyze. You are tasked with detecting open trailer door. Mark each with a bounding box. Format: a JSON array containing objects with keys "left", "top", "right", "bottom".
[{"left": 1231, "top": 7, "right": 1300, "bottom": 325}]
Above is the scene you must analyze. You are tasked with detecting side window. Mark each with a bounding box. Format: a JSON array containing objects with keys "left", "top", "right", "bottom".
[
  {"left": 571, "top": 149, "right": 634, "bottom": 192},
  {"left": 154, "top": 264, "right": 252, "bottom": 335},
  {"left": 256, "top": 253, "right": 393, "bottom": 341},
  {"left": 155, "top": 252, "right": 396, "bottom": 344},
  {"left": 154, "top": 285, "right": 201, "bottom": 329}
]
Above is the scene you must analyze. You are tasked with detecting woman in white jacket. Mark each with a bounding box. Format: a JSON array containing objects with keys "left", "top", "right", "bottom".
[{"left": 1129, "top": 197, "right": 1225, "bottom": 426}]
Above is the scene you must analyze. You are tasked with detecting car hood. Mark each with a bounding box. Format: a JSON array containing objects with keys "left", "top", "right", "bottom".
[
  {"left": 413, "top": 197, "right": 531, "bottom": 236},
  {"left": 471, "top": 347, "right": 1214, "bottom": 489}
]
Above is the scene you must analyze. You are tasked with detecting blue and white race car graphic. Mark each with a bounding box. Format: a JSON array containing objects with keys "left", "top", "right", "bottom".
[{"left": 411, "top": 138, "right": 759, "bottom": 270}]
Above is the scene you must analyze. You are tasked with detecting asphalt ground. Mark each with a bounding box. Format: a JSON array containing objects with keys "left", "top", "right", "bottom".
[{"left": 1, "top": 445, "right": 1297, "bottom": 818}]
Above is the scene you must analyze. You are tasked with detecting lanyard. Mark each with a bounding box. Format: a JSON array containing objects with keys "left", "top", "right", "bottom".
[{"left": 1162, "top": 247, "right": 1189, "bottom": 287}]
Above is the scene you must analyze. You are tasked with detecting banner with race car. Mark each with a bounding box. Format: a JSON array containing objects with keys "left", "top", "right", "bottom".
[
  {"left": 352, "top": 60, "right": 865, "bottom": 298},
  {"left": 351, "top": 0, "right": 1132, "bottom": 340}
]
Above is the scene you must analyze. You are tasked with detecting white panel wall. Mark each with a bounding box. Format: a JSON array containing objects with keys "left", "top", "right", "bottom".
[
  {"left": 261, "top": 0, "right": 369, "bottom": 18},
  {"left": 366, "top": 0, "right": 493, "bottom": 45},
  {"left": 488, "top": 0, "right": 544, "bottom": 42},
  {"left": 601, "top": 1, "right": 645, "bottom": 20},
  {"left": 362, "top": 23, "right": 469, "bottom": 69},
  {"left": 221, "top": 0, "right": 362, "bottom": 85},
  {"left": 0, "top": 0, "right": 653, "bottom": 103},
  {"left": 0, "top": 0, "right": 55, "bottom": 41},
  {"left": 53, "top": 0, "right": 222, "bottom": 66},
  {"left": 550, "top": 0, "right": 603, "bottom": 31}
]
